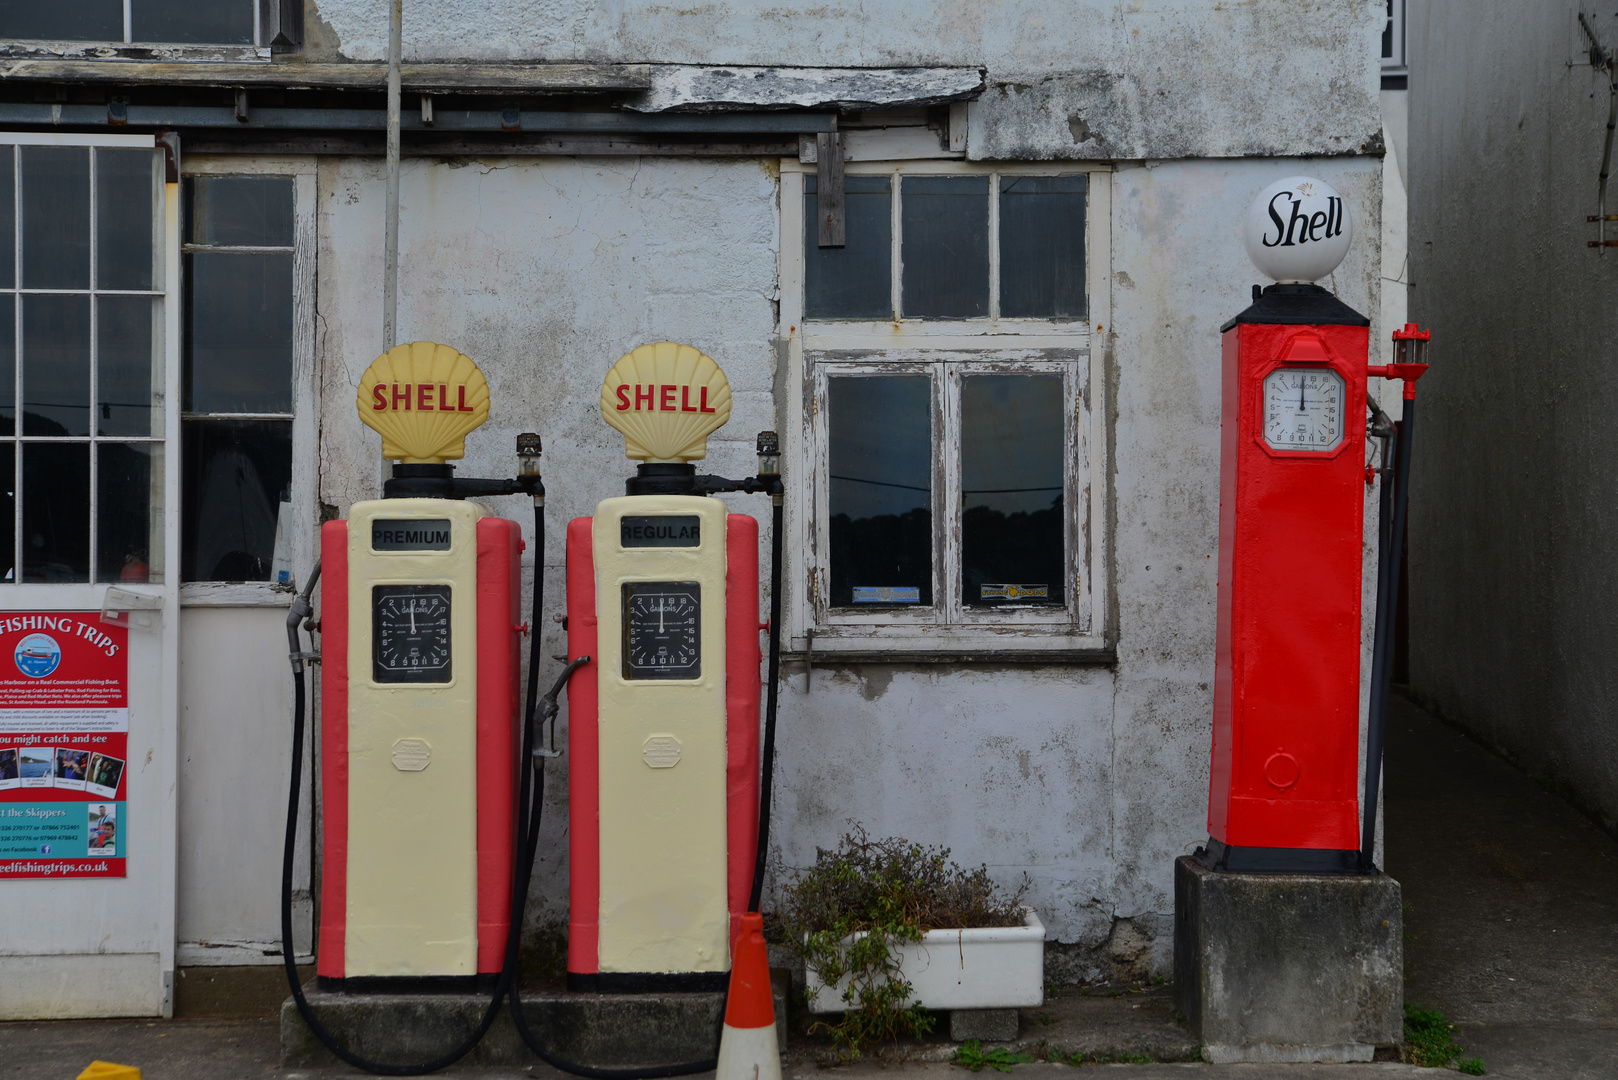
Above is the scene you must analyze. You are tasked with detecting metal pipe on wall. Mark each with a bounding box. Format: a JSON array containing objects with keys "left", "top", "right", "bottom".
[{"left": 384, "top": 0, "right": 402, "bottom": 349}]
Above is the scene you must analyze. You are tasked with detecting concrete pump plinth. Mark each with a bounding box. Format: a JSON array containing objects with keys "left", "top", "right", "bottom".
[
  {"left": 1173, "top": 855, "right": 1402, "bottom": 1063},
  {"left": 280, "top": 975, "right": 789, "bottom": 1069}
]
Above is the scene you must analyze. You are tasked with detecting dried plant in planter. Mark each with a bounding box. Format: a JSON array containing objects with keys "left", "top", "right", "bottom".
[{"left": 779, "top": 825, "right": 1029, "bottom": 1060}]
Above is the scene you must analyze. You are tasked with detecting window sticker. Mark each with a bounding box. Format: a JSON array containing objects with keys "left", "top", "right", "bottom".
[
  {"left": 980, "top": 585, "right": 1050, "bottom": 601},
  {"left": 851, "top": 586, "right": 921, "bottom": 604}
]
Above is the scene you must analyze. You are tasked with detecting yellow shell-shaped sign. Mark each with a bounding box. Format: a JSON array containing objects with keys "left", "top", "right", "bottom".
[
  {"left": 356, "top": 341, "right": 491, "bottom": 463},
  {"left": 600, "top": 342, "right": 732, "bottom": 462}
]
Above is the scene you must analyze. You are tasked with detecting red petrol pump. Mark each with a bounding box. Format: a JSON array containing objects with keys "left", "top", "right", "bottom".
[
  {"left": 279, "top": 339, "right": 783, "bottom": 1077},
  {"left": 1173, "top": 177, "right": 1426, "bottom": 1060},
  {"left": 1205, "top": 176, "right": 1428, "bottom": 874}
]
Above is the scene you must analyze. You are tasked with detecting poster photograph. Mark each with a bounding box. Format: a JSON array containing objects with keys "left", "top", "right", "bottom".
[{"left": 0, "top": 613, "right": 129, "bottom": 879}]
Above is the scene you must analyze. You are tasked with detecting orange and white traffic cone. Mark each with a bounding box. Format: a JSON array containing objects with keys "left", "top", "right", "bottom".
[{"left": 716, "top": 912, "right": 781, "bottom": 1080}]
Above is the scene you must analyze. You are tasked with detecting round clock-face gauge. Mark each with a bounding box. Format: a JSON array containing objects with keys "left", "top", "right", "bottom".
[
  {"left": 622, "top": 582, "right": 701, "bottom": 681},
  {"left": 1263, "top": 367, "right": 1346, "bottom": 451},
  {"left": 372, "top": 584, "right": 452, "bottom": 683}
]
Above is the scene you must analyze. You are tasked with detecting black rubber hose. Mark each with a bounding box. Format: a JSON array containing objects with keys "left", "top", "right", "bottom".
[
  {"left": 1361, "top": 421, "right": 1396, "bottom": 868},
  {"left": 748, "top": 497, "right": 785, "bottom": 914},
  {"left": 1361, "top": 402, "right": 1416, "bottom": 871},
  {"left": 504, "top": 500, "right": 721, "bottom": 1078},
  {"left": 280, "top": 569, "right": 514, "bottom": 1075}
]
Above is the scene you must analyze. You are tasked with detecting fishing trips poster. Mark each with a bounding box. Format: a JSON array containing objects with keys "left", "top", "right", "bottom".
[{"left": 0, "top": 613, "right": 129, "bottom": 879}]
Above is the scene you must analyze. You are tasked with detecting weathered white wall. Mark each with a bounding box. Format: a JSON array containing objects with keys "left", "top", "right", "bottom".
[
  {"left": 1404, "top": 1, "right": 1618, "bottom": 831},
  {"left": 311, "top": 148, "right": 1382, "bottom": 973},
  {"left": 306, "top": 0, "right": 1385, "bottom": 160}
]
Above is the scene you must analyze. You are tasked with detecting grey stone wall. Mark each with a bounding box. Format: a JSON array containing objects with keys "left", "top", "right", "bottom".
[{"left": 1405, "top": 0, "right": 1618, "bottom": 832}]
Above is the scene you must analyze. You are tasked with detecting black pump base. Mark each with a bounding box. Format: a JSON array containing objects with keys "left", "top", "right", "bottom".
[{"left": 1198, "top": 838, "right": 1366, "bottom": 875}]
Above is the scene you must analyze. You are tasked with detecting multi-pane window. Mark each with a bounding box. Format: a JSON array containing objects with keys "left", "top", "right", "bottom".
[
  {"left": 817, "top": 360, "right": 1082, "bottom": 625},
  {"left": 181, "top": 176, "right": 295, "bottom": 583},
  {"left": 0, "top": 141, "right": 165, "bottom": 584},
  {"left": 799, "top": 166, "right": 1096, "bottom": 636},
  {"left": 805, "top": 173, "right": 1087, "bottom": 321},
  {"left": 0, "top": 3, "right": 256, "bottom": 45}
]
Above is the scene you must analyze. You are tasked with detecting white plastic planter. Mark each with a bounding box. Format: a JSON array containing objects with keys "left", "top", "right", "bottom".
[{"left": 805, "top": 909, "right": 1045, "bottom": 1013}]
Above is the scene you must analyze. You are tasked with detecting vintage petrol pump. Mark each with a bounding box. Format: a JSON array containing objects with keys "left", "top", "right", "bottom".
[
  {"left": 1175, "top": 177, "right": 1428, "bottom": 1059},
  {"left": 1205, "top": 176, "right": 1428, "bottom": 873},
  {"left": 313, "top": 341, "right": 538, "bottom": 984},
  {"left": 565, "top": 341, "right": 780, "bottom": 991}
]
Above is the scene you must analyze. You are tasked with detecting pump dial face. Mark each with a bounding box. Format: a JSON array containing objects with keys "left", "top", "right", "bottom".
[
  {"left": 622, "top": 582, "right": 701, "bottom": 681},
  {"left": 1263, "top": 367, "right": 1346, "bottom": 452},
  {"left": 373, "top": 584, "right": 452, "bottom": 683}
]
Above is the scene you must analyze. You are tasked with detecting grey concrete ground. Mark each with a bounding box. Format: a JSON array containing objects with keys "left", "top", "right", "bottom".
[
  {"left": 4, "top": 694, "right": 1618, "bottom": 1078},
  {"left": 1383, "top": 695, "right": 1618, "bottom": 1078}
]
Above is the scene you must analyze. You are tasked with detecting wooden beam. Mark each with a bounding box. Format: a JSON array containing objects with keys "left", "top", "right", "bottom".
[
  {"left": 816, "top": 131, "right": 845, "bottom": 248},
  {"left": 0, "top": 60, "right": 651, "bottom": 94}
]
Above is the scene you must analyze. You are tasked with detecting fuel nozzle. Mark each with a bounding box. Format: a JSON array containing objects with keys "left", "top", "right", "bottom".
[
  {"left": 756, "top": 430, "right": 780, "bottom": 477},
  {"left": 516, "top": 431, "right": 544, "bottom": 503}
]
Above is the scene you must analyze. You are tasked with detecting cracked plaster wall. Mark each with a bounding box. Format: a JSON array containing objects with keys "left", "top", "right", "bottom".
[
  {"left": 312, "top": 150, "right": 1382, "bottom": 970},
  {"left": 306, "top": 0, "right": 1385, "bottom": 161}
]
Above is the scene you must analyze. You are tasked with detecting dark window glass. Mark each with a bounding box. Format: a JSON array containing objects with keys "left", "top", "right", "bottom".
[
  {"left": 0, "top": 2, "right": 122, "bottom": 41},
  {"left": 185, "top": 252, "right": 294, "bottom": 413},
  {"left": 22, "top": 441, "right": 88, "bottom": 582},
  {"left": 0, "top": 441, "right": 11, "bottom": 582},
  {"left": 0, "top": 149, "right": 13, "bottom": 290},
  {"left": 805, "top": 176, "right": 891, "bottom": 320},
  {"left": 182, "top": 418, "right": 291, "bottom": 581},
  {"left": 22, "top": 294, "right": 90, "bottom": 436},
  {"left": 22, "top": 146, "right": 89, "bottom": 290},
  {"left": 134, "top": 0, "right": 253, "bottom": 44},
  {"left": 827, "top": 375, "right": 932, "bottom": 607},
  {"left": 98, "top": 296, "right": 156, "bottom": 436},
  {"left": 99, "top": 442, "right": 159, "bottom": 583},
  {"left": 186, "top": 177, "right": 295, "bottom": 247},
  {"left": 999, "top": 176, "right": 1087, "bottom": 319},
  {"left": 1382, "top": 0, "right": 1394, "bottom": 59},
  {"left": 0, "top": 301, "right": 13, "bottom": 433},
  {"left": 97, "top": 148, "right": 157, "bottom": 291},
  {"left": 901, "top": 175, "right": 989, "bottom": 318},
  {"left": 961, "top": 375, "right": 1065, "bottom": 608}
]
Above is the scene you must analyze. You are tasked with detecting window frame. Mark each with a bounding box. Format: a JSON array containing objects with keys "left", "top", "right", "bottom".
[
  {"left": 779, "top": 158, "right": 1112, "bottom": 660},
  {"left": 1381, "top": 0, "right": 1407, "bottom": 75},
  {"left": 0, "top": 2, "right": 269, "bottom": 53},
  {"left": 0, "top": 131, "right": 173, "bottom": 589},
  {"left": 177, "top": 156, "right": 315, "bottom": 609}
]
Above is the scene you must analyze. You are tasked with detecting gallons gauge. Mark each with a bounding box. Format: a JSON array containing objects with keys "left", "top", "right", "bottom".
[
  {"left": 373, "top": 584, "right": 453, "bottom": 683},
  {"left": 622, "top": 582, "right": 701, "bottom": 680},
  {"left": 1263, "top": 367, "right": 1345, "bottom": 451}
]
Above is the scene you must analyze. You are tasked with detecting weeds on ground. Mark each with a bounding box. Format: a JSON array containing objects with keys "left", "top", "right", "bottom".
[
  {"left": 953, "top": 1040, "right": 1035, "bottom": 1072},
  {"left": 1403, "top": 1002, "right": 1478, "bottom": 1070}
]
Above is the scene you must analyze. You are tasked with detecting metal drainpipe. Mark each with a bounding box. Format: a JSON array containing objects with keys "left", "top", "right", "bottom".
[{"left": 383, "top": 0, "right": 402, "bottom": 348}]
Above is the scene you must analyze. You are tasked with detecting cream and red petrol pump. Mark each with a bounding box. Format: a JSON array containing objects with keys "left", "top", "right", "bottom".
[
  {"left": 313, "top": 341, "right": 528, "bottom": 986},
  {"left": 565, "top": 341, "right": 779, "bottom": 991},
  {"left": 1204, "top": 176, "right": 1429, "bottom": 874},
  {"left": 279, "top": 338, "right": 782, "bottom": 1076}
]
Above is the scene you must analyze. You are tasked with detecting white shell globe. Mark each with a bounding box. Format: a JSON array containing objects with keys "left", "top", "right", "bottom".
[{"left": 1243, "top": 176, "right": 1352, "bottom": 283}]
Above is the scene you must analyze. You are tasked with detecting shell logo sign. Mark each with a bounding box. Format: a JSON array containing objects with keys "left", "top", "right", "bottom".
[
  {"left": 356, "top": 341, "right": 491, "bottom": 463},
  {"left": 600, "top": 341, "right": 733, "bottom": 463}
]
